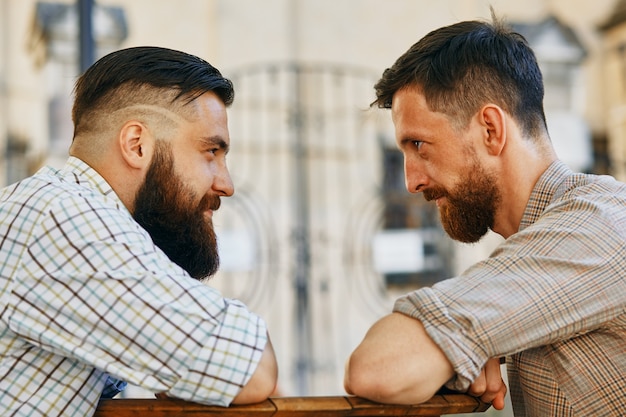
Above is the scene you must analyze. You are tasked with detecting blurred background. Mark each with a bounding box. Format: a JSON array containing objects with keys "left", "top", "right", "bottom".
[{"left": 2, "top": 1, "right": 626, "bottom": 415}]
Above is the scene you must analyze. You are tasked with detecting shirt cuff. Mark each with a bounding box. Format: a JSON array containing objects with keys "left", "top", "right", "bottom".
[{"left": 393, "top": 289, "right": 485, "bottom": 392}]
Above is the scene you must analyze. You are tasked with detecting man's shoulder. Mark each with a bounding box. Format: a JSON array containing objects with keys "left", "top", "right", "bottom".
[
  {"left": 554, "top": 172, "right": 626, "bottom": 216},
  {"left": 570, "top": 171, "right": 626, "bottom": 193},
  {"left": 1, "top": 171, "right": 90, "bottom": 204},
  {"left": 0, "top": 165, "right": 127, "bottom": 228}
]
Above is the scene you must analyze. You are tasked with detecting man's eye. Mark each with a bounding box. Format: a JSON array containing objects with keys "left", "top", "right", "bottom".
[{"left": 412, "top": 141, "right": 424, "bottom": 149}]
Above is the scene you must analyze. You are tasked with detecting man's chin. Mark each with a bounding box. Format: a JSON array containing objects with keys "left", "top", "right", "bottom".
[{"left": 442, "top": 222, "right": 487, "bottom": 244}]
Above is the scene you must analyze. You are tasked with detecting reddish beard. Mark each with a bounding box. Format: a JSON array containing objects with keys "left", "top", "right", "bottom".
[{"left": 423, "top": 161, "right": 499, "bottom": 243}]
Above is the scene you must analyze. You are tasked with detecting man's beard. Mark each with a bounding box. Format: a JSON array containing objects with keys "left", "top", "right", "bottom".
[
  {"left": 423, "top": 159, "right": 500, "bottom": 243},
  {"left": 133, "top": 143, "right": 220, "bottom": 280}
]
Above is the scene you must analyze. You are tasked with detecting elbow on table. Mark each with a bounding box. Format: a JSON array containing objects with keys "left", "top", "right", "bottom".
[
  {"left": 345, "top": 356, "right": 437, "bottom": 405},
  {"left": 257, "top": 365, "right": 279, "bottom": 400},
  {"left": 231, "top": 343, "right": 279, "bottom": 404},
  {"left": 231, "top": 368, "right": 278, "bottom": 404}
]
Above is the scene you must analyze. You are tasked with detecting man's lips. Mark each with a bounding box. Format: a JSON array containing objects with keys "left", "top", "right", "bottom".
[
  {"left": 203, "top": 208, "right": 218, "bottom": 224},
  {"left": 424, "top": 193, "right": 443, "bottom": 202},
  {"left": 424, "top": 192, "right": 445, "bottom": 207},
  {"left": 202, "top": 198, "right": 221, "bottom": 220}
]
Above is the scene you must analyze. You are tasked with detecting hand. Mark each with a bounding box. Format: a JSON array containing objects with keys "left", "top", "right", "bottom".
[{"left": 467, "top": 357, "right": 507, "bottom": 410}]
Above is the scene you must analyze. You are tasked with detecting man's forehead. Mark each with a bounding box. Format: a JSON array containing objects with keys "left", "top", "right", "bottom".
[{"left": 390, "top": 89, "right": 411, "bottom": 124}]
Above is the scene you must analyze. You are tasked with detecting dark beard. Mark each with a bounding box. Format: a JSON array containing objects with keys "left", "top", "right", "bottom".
[
  {"left": 133, "top": 143, "right": 220, "bottom": 279},
  {"left": 424, "top": 160, "right": 500, "bottom": 243}
]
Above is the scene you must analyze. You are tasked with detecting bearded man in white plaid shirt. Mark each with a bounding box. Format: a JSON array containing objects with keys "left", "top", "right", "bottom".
[{"left": 0, "top": 46, "right": 277, "bottom": 416}]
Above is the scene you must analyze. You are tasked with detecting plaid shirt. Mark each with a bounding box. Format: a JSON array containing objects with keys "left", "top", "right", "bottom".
[
  {"left": 0, "top": 157, "right": 268, "bottom": 416},
  {"left": 394, "top": 160, "right": 626, "bottom": 416}
]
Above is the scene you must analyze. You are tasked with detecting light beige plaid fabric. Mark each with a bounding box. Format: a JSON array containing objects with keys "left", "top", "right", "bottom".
[{"left": 395, "top": 161, "right": 626, "bottom": 416}]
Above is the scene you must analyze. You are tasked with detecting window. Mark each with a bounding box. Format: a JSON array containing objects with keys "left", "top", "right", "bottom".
[{"left": 376, "top": 146, "right": 453, "bottom": 289}]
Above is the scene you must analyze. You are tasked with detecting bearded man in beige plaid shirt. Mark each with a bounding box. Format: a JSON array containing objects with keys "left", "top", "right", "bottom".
[{"left": 345, "top": 14, "right": 625, "bottom": 417}]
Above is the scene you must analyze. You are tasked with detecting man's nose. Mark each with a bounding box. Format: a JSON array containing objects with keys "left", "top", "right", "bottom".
[
  {"left": 213, "top": 164, "right": 234, "bottom": 197},
  {"left": 404, "top": 157, "right": 428, "bottom": 193}
]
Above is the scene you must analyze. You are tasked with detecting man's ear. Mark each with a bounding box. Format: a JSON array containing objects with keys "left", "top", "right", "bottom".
[
  {"left": 119, "top": 120, "right": 153, "bottom": 169},
  {"left": 479, "top": 104, "right": 506, "bottom": 156}
]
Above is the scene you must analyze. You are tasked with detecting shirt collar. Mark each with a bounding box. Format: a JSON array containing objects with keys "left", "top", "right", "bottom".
[
  {"left": 519, "top": 160, "right": 573, "bottom": 231},
  {"left": 61, "top": 156, "right": 125, "bottom": 208}
]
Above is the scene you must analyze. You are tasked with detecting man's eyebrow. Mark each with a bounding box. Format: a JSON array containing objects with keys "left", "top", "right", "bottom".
[
  {"left": 199, "top": 136, "right": 230, "bottom": 153},
  {"left": 398, "top": 137, "right": 416, "bottom": 148}
]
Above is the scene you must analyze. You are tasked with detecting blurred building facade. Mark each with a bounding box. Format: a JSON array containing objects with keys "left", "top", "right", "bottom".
[
  {"left": 600, "top": 0, "right": 626, "bottom": 180},
  {"left": 0, "top": 0, "right": 623, "bottom": 409}
]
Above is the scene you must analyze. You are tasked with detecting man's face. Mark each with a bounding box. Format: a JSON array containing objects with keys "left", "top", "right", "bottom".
[
  {"left": 422, "top": 155, "right": 499, "bottom": 243},
  {"left": 392, "top": 87, "right": 500, "bottom": 243},
  {"left": 133, "top": 92, "right": 234, "bottom": 279}
]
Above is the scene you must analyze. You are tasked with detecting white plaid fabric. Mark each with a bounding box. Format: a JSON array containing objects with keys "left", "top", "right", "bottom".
[{"left": 0, "top": 157, "right": 267, "bottom": 416}]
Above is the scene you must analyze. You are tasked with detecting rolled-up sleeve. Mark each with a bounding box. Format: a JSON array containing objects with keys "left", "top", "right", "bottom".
[
  {"left": 393, "top": 208, "right": 626, "bottom": 392},
  {"left": 393, "top": 286, "right": 486, "bottom": 391}
]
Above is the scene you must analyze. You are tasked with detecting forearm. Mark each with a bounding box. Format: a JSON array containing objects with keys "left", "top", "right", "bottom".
[
  {"left": 231, "top": 335, "right": 278, "bottom": 404},
  {"left": 344, "top": 313, "right": 454, "bottom": 404}
]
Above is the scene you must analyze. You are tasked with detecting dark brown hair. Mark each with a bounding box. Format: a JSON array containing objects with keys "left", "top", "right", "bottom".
[
  {"left": 373, "top": 16, "right": 548, "bottom": 138},
  {"left": 72, "top": 46, "right": 234, "bottom": 137}
]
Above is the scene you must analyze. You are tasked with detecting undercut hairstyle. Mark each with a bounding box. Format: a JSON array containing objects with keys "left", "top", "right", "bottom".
[
  {"left": 373, "top": 14, "right": 548, "bottom": 139},
  {"left": 72, "top": 46, "right": 234, "bottom": 138}
]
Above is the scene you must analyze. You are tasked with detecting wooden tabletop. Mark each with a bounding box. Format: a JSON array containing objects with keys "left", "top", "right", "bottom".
[{"left": 94, "top": 393, "right": 491, "bottom": 416}]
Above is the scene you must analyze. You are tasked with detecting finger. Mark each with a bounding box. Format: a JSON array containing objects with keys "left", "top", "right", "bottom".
[
  {"left": 480, "top": 358, "right": 507, "bottom": 406},
  {"left": 491, "top": 383, "right": 507, "bottom": 410},
  {"left": 467, "top": 367, "right": 486, "bottom": 396},
  {"left": 484, "top": 358, "right": 503, "bottom": 394}
]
